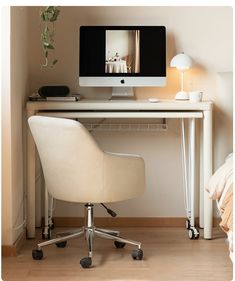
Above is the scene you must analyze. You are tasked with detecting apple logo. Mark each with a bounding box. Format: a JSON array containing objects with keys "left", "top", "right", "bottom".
[{"left": 120, "top": 79, "right": 125, "bottom": 84}]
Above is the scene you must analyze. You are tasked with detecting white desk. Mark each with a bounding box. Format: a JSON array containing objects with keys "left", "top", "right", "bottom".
[{"left": 26, "top": 99, "right": 213, "bottom": 239}]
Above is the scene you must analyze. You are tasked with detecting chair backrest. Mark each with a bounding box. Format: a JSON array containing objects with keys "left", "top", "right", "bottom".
[{"left": 28, "top": 116, "right": 104, "bottom": 203}]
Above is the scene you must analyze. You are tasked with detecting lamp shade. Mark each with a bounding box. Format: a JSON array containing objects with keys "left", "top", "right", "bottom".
[{"left": 170, "top": 53, "right": 192, "bottom": 71}]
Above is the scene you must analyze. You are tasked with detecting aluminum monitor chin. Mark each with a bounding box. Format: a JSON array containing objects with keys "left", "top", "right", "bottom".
[{"left": 79, "top": 26, "right": 166, "bottom": 88}]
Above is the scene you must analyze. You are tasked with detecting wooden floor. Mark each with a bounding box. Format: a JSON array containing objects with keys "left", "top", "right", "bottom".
[{"left": 2, "top": 227, "right": 233, "bottom": 281}]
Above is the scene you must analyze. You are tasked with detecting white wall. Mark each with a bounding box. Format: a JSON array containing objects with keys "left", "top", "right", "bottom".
[
  {"left": 106, "top": 30, "right": 129, "bottom": 59},
  {"left": 214, "top": 72, "right": 233, "bottom": 169},
  {"left": 2, "top": 6, "right": 12, "bottom": 245},
  {"left": 27, "top": 6, "right": 232, "bottom": 219},
  {"left": 1, "top": 7, "right": 29, "bottom": 245}
]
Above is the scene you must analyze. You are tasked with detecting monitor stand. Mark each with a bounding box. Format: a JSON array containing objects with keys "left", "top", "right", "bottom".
[{"left": 111, "top": 87, "right": 135, "bottom": 100}]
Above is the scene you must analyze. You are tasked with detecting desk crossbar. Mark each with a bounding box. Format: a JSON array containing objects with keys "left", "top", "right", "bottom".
[{"left": 37, "top": 111, "right": 203, "bottom": 119}]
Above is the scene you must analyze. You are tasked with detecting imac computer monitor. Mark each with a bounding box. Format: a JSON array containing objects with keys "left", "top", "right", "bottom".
[{"left": 79, "top": 26, "right": 166, "bottom": 98}]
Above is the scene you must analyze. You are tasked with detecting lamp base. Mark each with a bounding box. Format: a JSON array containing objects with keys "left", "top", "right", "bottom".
[{"left": 175, "top": 91, "right": 189, "bottom": 100}]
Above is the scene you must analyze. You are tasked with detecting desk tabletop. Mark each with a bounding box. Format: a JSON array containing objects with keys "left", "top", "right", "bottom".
[{"left": 27, "top": 99, "right": 213, "bottom": 112}]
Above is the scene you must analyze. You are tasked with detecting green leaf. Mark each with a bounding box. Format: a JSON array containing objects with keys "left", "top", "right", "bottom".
[
  {"left": 50, "top": 16, "right": 57, "bottom": 22},
  {"left": 50, "top": 8, "right": 60, "bottom": 21},
  {"left": 52, "top": 59, "right": 58, "bottom": 65},
  {"left": 40, "top": 12, "right": 46, "bottom": 21},
  {"left": 50, "top": 13, "right": 59, "bottom": 21},
  {"left": 46, "top": 44, "right": 54, "bottom": 50},
  {"left": 46, "top": 6, "right": 54, "bottom": 12},
  {"left": 42, "top": 57, "right": 48, "bottom": 67}
]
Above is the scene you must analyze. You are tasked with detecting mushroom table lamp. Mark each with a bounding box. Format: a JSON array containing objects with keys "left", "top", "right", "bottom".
[{"left": 170, "top": 53, "right": 192, "bottom": 100}]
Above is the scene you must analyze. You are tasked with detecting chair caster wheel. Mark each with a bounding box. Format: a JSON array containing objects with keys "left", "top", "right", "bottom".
[
  {"left": 56, "top": 241, "right": 67, "bottom": 248},
  {"left": 188, "top": 227, "right": 200, "bottom": 240},
  {"left": 42, "top": 228, "right": 51, "bottom": 240},
  {"left": 80, "top": 257, "right": 92, "bottom": 268},
  {"left": 132, "top": 249, "right": 143, "bottom": 260},
  {"left": 185, "top": 219, "right": 191, "bottom": 230},
  {"left": 114, "top": 241, "right": 126, "bottom": 248},
  {"left": 32, "top": 249, "right": 43, "bottom": 260}
]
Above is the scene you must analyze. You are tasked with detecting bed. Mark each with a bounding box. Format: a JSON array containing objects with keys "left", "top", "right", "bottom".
[{"left": 206, "top": 154, "right": 233, "bottom": 261}]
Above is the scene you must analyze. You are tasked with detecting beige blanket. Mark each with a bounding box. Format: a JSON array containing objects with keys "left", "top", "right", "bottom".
[
  {"left": 206, "top": 154, "right": 233, "bottom": 260},
  {"left": 206, "top": 155, "right": 233, "bottom": 200},
  {"left": 219, "top": 184, "right": 233, "bottom": 233}
]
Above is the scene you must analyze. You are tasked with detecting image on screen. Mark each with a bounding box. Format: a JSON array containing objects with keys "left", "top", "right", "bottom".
[{"left": 105, "top": 30, "right": 140, "bottom": 74}]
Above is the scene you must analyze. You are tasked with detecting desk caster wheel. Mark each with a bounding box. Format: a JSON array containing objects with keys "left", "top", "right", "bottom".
[
  {"left": 49, "top": 218, "right": 55, "bottom": 230},
  {"left": 56, "top": 241, "right": 67, "bottom": 248},
  {"left": 132, "top": 249, "right": 143, "bottom": 260},
  {"left": 188, "top": 227, "right": 200, "bottom": 240},
  {"left": 188, "top": 228, "right": 195, "bottom": 239},
  {"left": 80, "top": 257, "right": 92, "bottom": 268},
  {"left": 32, "top": 249, "right": 43, "bottom": 260},
  {"left": 114, "top": 241, "right": 126, "bottom": 248},
  {"left": 186, "top": 219, "right": 191, "bottom": 230}
]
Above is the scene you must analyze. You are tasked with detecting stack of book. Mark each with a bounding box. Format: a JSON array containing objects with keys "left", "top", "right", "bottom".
[{"left": 29, "top": 93, "right": 81, "bottom": 102}]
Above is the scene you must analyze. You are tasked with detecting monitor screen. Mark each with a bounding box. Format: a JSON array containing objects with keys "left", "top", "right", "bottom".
[{"left": 79, "top": 26, "right": 166, "bottom": 87}]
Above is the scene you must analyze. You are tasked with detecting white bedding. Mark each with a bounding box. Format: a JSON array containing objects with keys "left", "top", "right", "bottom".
[
  {"left": 206, "top": 154, "right": 233, "bottom": 262},
  {"left": 206, "top": 154, "right": 233, "bottom": 200}
]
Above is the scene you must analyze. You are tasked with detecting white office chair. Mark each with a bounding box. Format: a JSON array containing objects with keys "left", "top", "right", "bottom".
[{"left": 28, "top": 116, "right": 146, "bottom": 268}]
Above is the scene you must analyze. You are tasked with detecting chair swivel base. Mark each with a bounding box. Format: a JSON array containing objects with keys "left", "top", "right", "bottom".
[{"left": 32, "top": 203, "right": 143, "bottom": 268}]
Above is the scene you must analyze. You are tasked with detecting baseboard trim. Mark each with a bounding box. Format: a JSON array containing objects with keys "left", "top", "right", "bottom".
[
  {"left": 1, "top": 218, "right": 221, "bottom": 257},
  {"left": 2, "top": 229, "right": 26, "bottom": 257},
  {"left": 54, "top": 217, "right": 186, "bottom": 227},
  {"left": 52, "top": 217, "right": 221, "bottom": 228},
  {"left": 2, "top": 245, "right": 17, "bottom": 257}
]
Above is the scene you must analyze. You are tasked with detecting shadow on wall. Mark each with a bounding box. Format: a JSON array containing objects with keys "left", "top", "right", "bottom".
[{"left": 213, "top": 72, "right": 233, "bottom": 169}]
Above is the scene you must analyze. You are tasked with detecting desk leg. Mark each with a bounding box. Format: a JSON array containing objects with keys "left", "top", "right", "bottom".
[
  {"left": 189, "top": 118, "right": 196, "bottom": 228},
  {"left": 181, "top": 119, "right": 189, "bottom": 219},
  {"left": 27, "top": 111, "right": 36, "bottom": 238},
  {"left": 199, "top": 120, "right": 204, "bottom": 228},
  {"left": 203, "top": 110, "right": 213, "bottom": 239}
]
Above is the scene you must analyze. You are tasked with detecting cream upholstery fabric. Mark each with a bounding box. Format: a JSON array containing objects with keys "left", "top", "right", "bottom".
[{"left": 28, "top": 116, "right": 145, "bottom": 203}]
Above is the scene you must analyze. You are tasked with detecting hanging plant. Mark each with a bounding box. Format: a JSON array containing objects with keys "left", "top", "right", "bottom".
[{"left": 40, "top": 6, "right": 60, "bottom": 68}]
